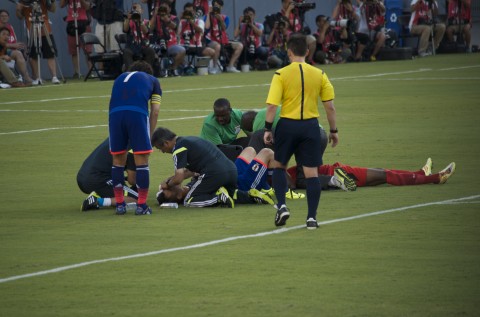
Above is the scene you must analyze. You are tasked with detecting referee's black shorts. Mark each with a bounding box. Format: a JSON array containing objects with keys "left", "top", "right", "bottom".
[{"left": 273, "top": 118, "right": 323, "bottom": 167}]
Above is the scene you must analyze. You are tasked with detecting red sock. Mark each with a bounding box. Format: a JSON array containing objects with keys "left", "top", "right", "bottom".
[
  {"left": 385, "top": 170, "right": 440, "bottom": 185},
  {"left": 137, "top": 188, "right": 148, "bottom": 205},
  {"left": 389, "top": 169, "right": 425, "bottom": 175},
  {"left": 113, "top": 185, "right": 125, "bottom": 205}
]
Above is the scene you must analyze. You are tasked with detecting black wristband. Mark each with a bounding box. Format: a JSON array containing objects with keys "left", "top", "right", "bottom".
[
  {"left": 265, "top": 121, "right": 273, "bottom": 131},
  {"left": 330, "top": 128, "right": 338, "bottom": 133}
]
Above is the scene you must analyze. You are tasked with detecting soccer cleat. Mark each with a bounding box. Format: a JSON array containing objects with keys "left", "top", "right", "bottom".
[
  {"left": 285, "top": 189, "right": 305, "bottom": 199},
  {"left": 330, "top": 174, "right": 349, "bottom": 191},
  {"left": 422, "top": 157, "right": 433, "bottom": 176},
  {"left": 216, "top": 186, "right": 234, "bottom": 208},
  {"left": 115, "top": 203, "right": 127, "bottom": 215},
  {"left": 248, "top": 188, "right": 275, "bottom": 205},
  {"left": 274, "top": 204, "right": 290, "bottom": 227},
  {"left": 81, "top": 191, "right": 100, "bottom": 211},
  {"left": 438, "top": 162, "right": 456, "bottom": 184},
  {"left": 135, "top": 205, "right": 152, "bottom": 215},
  {"left": 261, "top": 187, "right": 275, "bottom": 200},
  {"left": 306, "top": 218, "right": 319, "bottom": 230},
  {"left": 334, "top": 167, "right": 357, "bottom": 191}
]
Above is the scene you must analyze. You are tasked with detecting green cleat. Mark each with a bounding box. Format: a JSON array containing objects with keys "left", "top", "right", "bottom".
[
  {"left": 249, "top": 188, "right": 275, "bottom": 205},
  {"left": 438, "top": 162, "right": 456, "bottom": 184},
  {"left": 216, "top": 186, "right": 234, "bottom": 208},
  {"left": 422, "top": 158, "right": 433, "bottom": 176},
  {"left": 334, "top": 168, "right": 357, "bottom": 191}
]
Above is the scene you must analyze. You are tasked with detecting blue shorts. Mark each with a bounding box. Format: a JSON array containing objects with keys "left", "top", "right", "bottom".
[
  {"left": 274, "top": 118, "right": 323, "bottom": 167},
  {"left": 235, "top": 157, "right": 268, "bottom": 191},
  {"left": 109, "top": 110, "right": 152, "bottom": 154}
]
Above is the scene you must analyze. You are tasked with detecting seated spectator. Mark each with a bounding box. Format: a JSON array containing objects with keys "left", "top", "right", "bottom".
[
  {"left": 0, "top": 26, "right": 32, "bottom": 84},
  {"left": 177, "top": 2, "right": 217, "bottom": 73},
  {"left": 234, "top": 6, "right": 268, "bottom": 70},
  {"left": 354, "top": 0, "right": 386, "bottom": 61},
  {"left": 313, "top": 15, "right": 350, "bottom": 64},
  {"left": 149, "top": 1, "right": 186, "bottom": 76},
  {"left": 266, "top": 16, "right": 290, "bottom": 69},
  {"left": 205, "top": 0, "right": 243, "bottom": 73},
  {"left": 59, "top": 0, "right": 93, "bottom": 78},
  {"left": 199, "top": 98, "right": 251, "bottom": 148},
  {"left": 0, "top": 59, "right": 26, "bottom": 87},
  {"left": 123, "top": 3, "right": 156, "bottom": 70},
  {"left": 445, "top": 0, "right": 471, "bottom": 52},
  {"left": 409, "top": 0, "right": 446, "bottom": 57},
  {"left": 279, "top": 0, "right": 316, "bottom": 64}
]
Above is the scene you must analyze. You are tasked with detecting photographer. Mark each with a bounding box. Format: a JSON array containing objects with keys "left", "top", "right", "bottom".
[
  {"left": 149, "top": 1, "right": 185, "bottom": 76},
  {"left": 16, "top": 0, "right": 60, "bottom": 85},
  {"left": 90, "top": 0, "right": 124, "bottom": 52},
  {"left": 123, "top": 3, "right": 156, "bottom": 71},
  {"left": 354, "top": 0, "right": 386, "bottom": 61},
  {"left": 445, "top": 0, "right": 471, "bottom": 52},
  {"left": 266, "top": 16, "right": 290, "bottom": 69},
  {"left": 60, "top": 0, "right": 92, "bottom": 78},
  {"left": 234, "top": 7, "right": 268, "bottom": 71},
  {"left": 279, "top": 0, "right": 316, "bottom": 64},
  {"left": 409, "top": 0, "right": 445, "bottom": 57},
  {"left": 313, "top": 15, "right": 348, "bottom": 64},
  {"left": 331, "top": 0, "right": 359, "bottom": 51},
  {"left": 205, "top": 0, "right": 243, "bottom": 73},
  {"left": 177, "top": 3, "right": 217, "bottom": 73}
]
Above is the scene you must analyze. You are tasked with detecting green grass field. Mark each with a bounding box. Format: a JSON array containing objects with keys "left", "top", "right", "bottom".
[{"left": 1, "top": 54, "right": 479, "bottom": 316}]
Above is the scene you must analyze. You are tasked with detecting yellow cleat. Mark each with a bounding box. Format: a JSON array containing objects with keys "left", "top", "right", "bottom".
[
  {"left": 438, "top": 162, "right": 456, "bottom": 184},
  {"left": 260, "top": 187, "right": 275, "bottom": 200},
  {"left": 422, "top": 158, "right": 433, "bottom": 176},
  {"left": 249, "top": 188, "right": 275, "bottom": 205},
  {"left": 286, "top": 189, "right": 305, "bottom": 199}
]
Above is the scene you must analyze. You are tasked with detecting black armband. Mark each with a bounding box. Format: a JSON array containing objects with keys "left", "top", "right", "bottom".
[{"left": 265, "top": 121, "right": 273, "bottom": 131}]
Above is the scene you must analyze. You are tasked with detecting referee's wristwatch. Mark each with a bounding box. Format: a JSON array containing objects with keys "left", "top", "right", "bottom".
[{"left": 330, "top": 128, "right": 338, "bottom": 133}]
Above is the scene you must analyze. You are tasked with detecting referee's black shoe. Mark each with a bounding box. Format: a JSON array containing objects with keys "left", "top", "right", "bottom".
[
  {"left": 306, "top": 218, "right": 319, "bottom": 230},
  {"left": 274, "top": 204, "right": 290, "bottom": 227}
]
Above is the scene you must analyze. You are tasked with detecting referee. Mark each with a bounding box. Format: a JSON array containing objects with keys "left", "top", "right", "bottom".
[{"left": 263, "top": 33, "right": 338, "bottom": 230}]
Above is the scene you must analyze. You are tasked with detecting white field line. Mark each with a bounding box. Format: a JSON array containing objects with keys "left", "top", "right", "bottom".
[
  {"left": 1, "top": 65, "right": 478, "bottom": 106},
  {"left": 0, "top": 194, "right": 478, "bottom": 284},
  {"left": 0, "top": 116, "right": 206, "bottom": 135}
]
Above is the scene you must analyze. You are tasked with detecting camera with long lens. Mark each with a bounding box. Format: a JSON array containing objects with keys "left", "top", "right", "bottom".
[
  {"left": 293, "top": 0, "right": 316, "bottom": 11},
  {"left": 242, "top": 15, "right": 251, "bottom": 24},
  {"left": 212, "top": 6, "right": 221, "bottom": 14},
  {"left": 248, "top": 43, "right": 255, "bottom": 54},
  {"left": 130, "top": 10, "right": 141, "bottom": 20},
  {"left": 329, "top": 18, "right": 350, "bottom": 28}
]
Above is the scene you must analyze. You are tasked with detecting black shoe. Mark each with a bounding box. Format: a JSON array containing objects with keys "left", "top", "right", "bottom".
[
  {"left": 306, "top": 218, "right": 319, "bottom": 230},
  {"left": 81, "top": 191, "right": 100, "bottom": 211},
  {"left": 274, "top": 204, "right": 290, "bottom": 227}
]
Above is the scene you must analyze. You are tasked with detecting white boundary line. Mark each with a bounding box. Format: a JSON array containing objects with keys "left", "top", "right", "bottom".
[{"left": 1, "top": 194, "right": 478, "bottom": 284}]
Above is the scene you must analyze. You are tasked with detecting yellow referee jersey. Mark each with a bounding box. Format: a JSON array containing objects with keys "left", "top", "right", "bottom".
[{"left": 266, "top": 62, "right": 335, "bottom": 120}]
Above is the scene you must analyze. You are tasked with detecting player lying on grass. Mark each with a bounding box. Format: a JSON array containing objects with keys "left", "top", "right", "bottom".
[
  {"left": 78, "top": 138, "right": 138, "bottom": 212},
  {"left": 287, "top": 158, "right": 456, "bottom": 189},
  {"left": 153, "top": 127, "right": 274, "bottom": 208},
  {"left": 156, "top": 145, "right": 351, "bottom": 206}
]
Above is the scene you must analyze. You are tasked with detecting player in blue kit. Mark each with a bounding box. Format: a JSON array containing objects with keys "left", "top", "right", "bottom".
[{"left": 109, "top": 60, "right": 162, "bottom": 215}]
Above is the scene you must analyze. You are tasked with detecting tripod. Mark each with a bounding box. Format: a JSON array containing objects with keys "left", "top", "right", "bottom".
[
  {"left": 70, "top": 0, "right": 82, "bottom": 79},
  {"left": 26, "top": 1, "right": 65, "bottom": 83}
]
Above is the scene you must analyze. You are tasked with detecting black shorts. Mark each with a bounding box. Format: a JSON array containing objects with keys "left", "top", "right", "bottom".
[
  {"left": 29, "top": 34, "right": 57, "bottom": 59},
  {"left": 274, "top": 118, "right": 323, "bottom": 167},
  {"left": 77, "top": 176, "right": 138, "bottom": 199}
]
